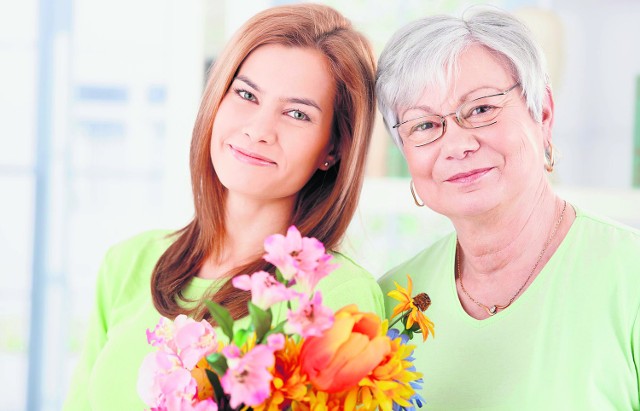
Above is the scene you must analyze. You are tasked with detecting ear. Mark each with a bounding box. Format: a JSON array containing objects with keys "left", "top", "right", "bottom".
[
  {"left": 318, "top": 153, "right": 338, "bottom": 171},
  {"left": 318, "top": 145, "right": 339, "bottom": 171},
  {"left": 540, "top": 85, "right": 555, "bottom": 146}
]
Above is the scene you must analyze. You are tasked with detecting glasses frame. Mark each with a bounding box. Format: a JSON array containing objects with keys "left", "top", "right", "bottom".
[{"left": 393, "top": 83, "right": 521, "bottom": 147}]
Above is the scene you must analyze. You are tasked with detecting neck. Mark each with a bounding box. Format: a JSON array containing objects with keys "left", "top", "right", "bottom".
[
  {"left": 454, "top": 183, "right": 558, "bottom": 276},
  {"left": 453, "top": 182, "right": 575, "bottom": 319},
  {"left": 198, "top": 193, "right": 295, "bottom": 279}
]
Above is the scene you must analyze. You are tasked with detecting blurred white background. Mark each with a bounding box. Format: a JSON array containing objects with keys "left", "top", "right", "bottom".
[{"left": 1, "top": 0, "right": 639, "bottom": 409}]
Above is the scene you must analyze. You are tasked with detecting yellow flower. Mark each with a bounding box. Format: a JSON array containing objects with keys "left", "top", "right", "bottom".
[
  {"left": 254, "top": 337, "right": 308, "bottom": 411},
  {"left": 191, "top": 357, "right": 214, "bottom": 401},
  {"left": 340, "top": 321, "right": 423, "bottom": 411},
  {"left": 291, "top": 390, "right": 344, "bottom": 411},
  {"left": 387, "top": 275, "right": 434, "bottom": 342}
]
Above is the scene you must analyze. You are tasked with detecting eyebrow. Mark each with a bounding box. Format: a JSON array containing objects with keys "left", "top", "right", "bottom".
[{"left": 234, "top": 75, "right": 323, "bottom": 113}]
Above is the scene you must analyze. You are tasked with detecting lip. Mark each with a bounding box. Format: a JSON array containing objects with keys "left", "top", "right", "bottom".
[
  {"left": 445, "top": 167, "right": 494, "bottom": 184},
  {"left": 229, "top": 145, "right": 276, "bottom": 167}
]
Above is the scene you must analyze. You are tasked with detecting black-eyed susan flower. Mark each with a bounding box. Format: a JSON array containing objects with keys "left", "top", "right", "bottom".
[{"left": 387, "top": 275, "right": 434, "bottom": 342}]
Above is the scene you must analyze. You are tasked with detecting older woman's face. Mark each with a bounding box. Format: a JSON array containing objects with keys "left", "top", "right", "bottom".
[{"left": 401, "top": 45, "right": 553, "bottom": 219}]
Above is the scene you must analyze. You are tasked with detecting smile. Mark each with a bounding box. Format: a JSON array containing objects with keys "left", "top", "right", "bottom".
[
  {"left": 445, "top": 167, "right": 493, "bottom": 184},
  {"left": 229, "top": 145, "right": 277, "bottom": 167}
]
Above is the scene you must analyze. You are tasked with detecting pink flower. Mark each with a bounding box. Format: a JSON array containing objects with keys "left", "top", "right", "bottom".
[
  {"left": 220, "top": 344, "right": 277, "bottom": 408},
  {"left": 138, "top": 348, "right": 220, "bottom": 411},
  {"left": 294, "top": 254, "right": 338, "bottom": 294},
  {"left": 173, "top": 315, "right": 218, "bottom": 370},
  {"left": 285, "top": 291, "right": 334, "bottom": 338},
  {"left": 137, "top": 350, "right": 195, "bottom": 409},
  {"left": 263, "top": 226, "right": 304, "bottom": 280},
  {"left": 266, "top": 333, "right": 285, "bottom": 350},
  {"left": 232, "top": 271, "right": 296, "bottom": 310},
  {"left": 263, "top": 225, "right": 337, "bottom": 292},
  {"left": 294, "top": 237, "right": 328, "bottom": 273},
  {"left": 159, "top": 368, "right": 198, "bottom": 410},
  {"left": 146, "top": 315, "right": 219, "bottom": 371},
  {"left": 190, "top": 399, "right": 218, "bottom": 411},
  {"left": 147, "top": 317, "right": 175, "bottom": 349}
]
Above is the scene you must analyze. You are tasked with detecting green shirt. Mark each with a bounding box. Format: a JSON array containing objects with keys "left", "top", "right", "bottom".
[
  {"left": 64, "top": 230, "right": 385, "bottom": 411},
  {"left": 379, "top": 207, "right": 640, "bottom": 410}
]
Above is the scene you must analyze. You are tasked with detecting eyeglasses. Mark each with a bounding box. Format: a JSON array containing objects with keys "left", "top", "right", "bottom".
[{"left": 393, "top": 83, "right": 520, "bottom": 147}]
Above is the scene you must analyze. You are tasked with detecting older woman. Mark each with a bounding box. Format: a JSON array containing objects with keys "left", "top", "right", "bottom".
[{"left": 376, "top": 8, "right": 640, "bottom": 410}]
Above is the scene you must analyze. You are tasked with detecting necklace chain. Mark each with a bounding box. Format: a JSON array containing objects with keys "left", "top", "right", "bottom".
[{"left": 457, "top": 200, "right": 567, "bottom": 316}]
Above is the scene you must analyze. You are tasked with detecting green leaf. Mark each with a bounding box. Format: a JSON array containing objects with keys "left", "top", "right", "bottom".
[
  {"left": 264, "top": 320, "right": 287, "bottom": 339},
  {"left": 206, "top": 352, "right": 228, "bottom": 375},
  {"left": 248, "top": 302, "right": 273, "bottom": 343},
  {"left": 205, "top": 368, "right": 226, "bottom": 404},
  {"left": 275, "top": 268, "right": 285, "bottom": 284},
  {"left": 233, "top": 328, "right": 250, "bottom": 347},
  {"left": 205, "top": 300, "right": 235, "bottom": 341}
]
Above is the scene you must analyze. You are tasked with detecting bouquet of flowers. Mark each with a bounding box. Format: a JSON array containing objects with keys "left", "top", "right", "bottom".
[{"left": 137, "top": 226, "right": 434, "bottom": 411}]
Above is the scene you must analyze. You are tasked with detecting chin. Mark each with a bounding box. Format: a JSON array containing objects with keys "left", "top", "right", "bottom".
[{"left": 433, "top": 195, "right": 502, "bottom": 219}]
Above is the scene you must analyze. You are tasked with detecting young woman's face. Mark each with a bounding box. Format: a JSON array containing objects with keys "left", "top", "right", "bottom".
[{"left": 211, "top": 44, "right": 336, "bottom": 205}]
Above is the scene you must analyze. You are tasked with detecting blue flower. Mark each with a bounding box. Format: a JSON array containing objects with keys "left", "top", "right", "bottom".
[{"left": 387, "top": 328, "right": 426, "bottom": 410}]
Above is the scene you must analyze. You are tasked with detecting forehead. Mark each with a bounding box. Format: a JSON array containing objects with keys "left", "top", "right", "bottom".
[
  {"left": 237, "top": 44, "right": 336, "bottom": 109},
  {"left": 399, "top": 45, "right": 514, "bottom": 116}
]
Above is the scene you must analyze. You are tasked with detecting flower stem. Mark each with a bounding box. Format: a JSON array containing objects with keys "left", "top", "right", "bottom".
[{"left": 388, "top": 312, "right": 406, "bottom": 329}]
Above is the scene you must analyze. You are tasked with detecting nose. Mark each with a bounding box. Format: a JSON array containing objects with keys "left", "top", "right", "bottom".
[
  {"left": 242, "top": 107, "right": 277, "bottom": 144},
  {"left": 440, "top": 114, "right": 480, "bottom": 160}
]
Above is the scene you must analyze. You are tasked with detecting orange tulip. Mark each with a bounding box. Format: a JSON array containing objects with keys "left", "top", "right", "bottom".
[{"left": 300, "top": 304, "right": 391, "bottom": 393}]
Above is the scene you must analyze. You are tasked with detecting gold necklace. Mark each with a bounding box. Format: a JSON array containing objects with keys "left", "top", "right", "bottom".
[{"left": 457, "top": 200, "right": 567, "bottom": 316}]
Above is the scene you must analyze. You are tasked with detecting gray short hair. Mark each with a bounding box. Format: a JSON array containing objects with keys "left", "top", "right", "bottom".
[{"left": 376, "top": 8, "right": 549, "bottom": 147}]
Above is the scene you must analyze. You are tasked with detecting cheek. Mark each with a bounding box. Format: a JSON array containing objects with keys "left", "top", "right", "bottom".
[{"left": 404, "top": 147, "right": 436, "bottom": 179}]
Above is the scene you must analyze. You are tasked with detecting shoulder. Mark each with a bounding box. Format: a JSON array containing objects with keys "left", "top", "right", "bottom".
[
  {"left": 314, "top": 251, "right": 385, "bottom": 317},
  {"left": 103, "top": 229, "right": 175, "bottom": 268},
  {"left": 570, "top": 207, "right": 640, "bottom": 252},
  {"left": 330, "top": 252, "right": 374, "bottom": 278},
  {"left": 97, "top": 229, "right": 176, "bottom": 299},
  {"left": 378, "top": 233, "right": 455, "bottom": 293},
  {"left": 322, "top": 251, "right": 380, "bottom": 291}
]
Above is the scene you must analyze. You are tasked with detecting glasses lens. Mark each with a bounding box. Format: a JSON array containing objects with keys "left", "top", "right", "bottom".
[
  {"left": 398, "top": 115, "right": 443, "bottom": 146},
  {"left": 458, "top": 94, "right": 507, "bottom": 128}
]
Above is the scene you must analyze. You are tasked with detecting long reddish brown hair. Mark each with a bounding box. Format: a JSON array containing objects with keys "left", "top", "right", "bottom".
[{"left": 151, "top": 3, "right": 376, "bottom": 320}]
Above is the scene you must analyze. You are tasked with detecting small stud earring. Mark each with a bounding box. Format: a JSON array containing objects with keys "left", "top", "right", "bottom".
[{"left": 323, "top": 161, "right": 330, "bottom": 168}]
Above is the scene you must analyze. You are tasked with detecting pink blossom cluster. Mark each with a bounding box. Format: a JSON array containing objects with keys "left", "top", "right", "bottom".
[
  {"left": 139, "top": 226, "right": 338, "bottom": 410},
  {"left": 263, "top": 225, "right": 338, "bottom": 293},
  {"left": 138, "top": 316, "right": 219, "bottom": 411},
  {"left": 220, "top": 334, "right": 285, "bottom": 408}
]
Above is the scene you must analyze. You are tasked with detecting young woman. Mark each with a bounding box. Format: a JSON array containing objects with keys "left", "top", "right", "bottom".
[{"left": 64, "top": 4, "right": 383, "bottom": 410}]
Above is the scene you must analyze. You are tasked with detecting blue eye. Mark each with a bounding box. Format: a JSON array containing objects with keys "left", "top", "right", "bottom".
[
  {"left": 286, "top": 109, "right": 310, "bottom": 121},
  {"left": 414, "top": 121, "right": 435, "bottom": 131},
  {"left": 468, "top": 105, "right": 496, "bottom": 117},
  {"left": 236, "top": 89, "right": 256, "bottom": 101},
  {"left": 410, "top": 120, "right": 441, "bottom": 135}
]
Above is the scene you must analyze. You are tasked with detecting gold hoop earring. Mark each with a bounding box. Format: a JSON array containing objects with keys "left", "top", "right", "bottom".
[
  {"left": 545, "top": 143, "right": 555, "bottom": 172},
  {"left": 410, "top": 180, "right": 424, "bottom": 207}
]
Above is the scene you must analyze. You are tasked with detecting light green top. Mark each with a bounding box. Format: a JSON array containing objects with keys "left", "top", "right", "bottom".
[
  {"left": 64, "top": 230, "right": 385, "bottom": 411},
  {"left": 379, "top": 207, "right": 640, "bottom": 411}
]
